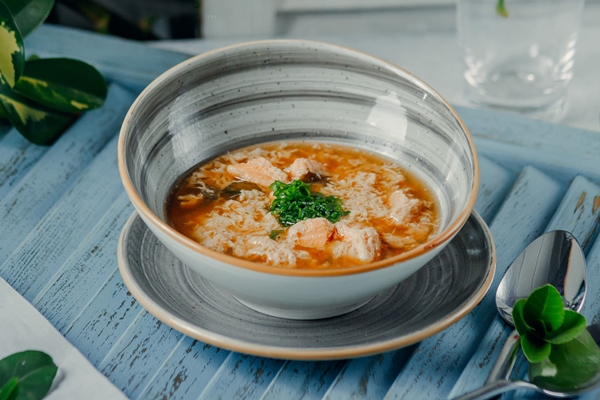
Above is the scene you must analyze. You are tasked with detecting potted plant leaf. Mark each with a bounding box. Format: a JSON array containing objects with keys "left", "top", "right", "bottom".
[{"left": 0, "top": 0, "right": 108, "bottom": 145}]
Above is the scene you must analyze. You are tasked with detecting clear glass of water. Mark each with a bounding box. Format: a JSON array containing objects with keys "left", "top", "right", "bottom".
[{"left": 457, "top": 0, "right": 584, "bottom": 122}]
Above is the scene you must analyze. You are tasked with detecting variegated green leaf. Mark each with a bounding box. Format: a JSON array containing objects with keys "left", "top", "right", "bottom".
[
  {"left": 0, "top": 80, "right": 74, "bottom": 145},
  {"left": 2, "top": 0, "right": 54, "bottom": 37},
  {"left": 0, "top": 1, "right": 25, "bottom": 87},
  {"left": 15, "top": 58, "right": 108, "bottom": 113}
]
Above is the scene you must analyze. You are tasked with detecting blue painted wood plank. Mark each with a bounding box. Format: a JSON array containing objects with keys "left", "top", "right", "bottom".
[
  {"left": 135, "top": 337, "right": 230, "bottom": 400},
  {"left": 457, "top": 106, "right": 600, "bottom": 184},
  {"left": 259, "top": 360, "right": 346, "bottom": 400},
  {"left": 63, "top": 265, "right": 143, "bottom": 366},
  {"left": 545, "top": 176, "right": 600, "bottom": 249},
  {"left": 449, "top": 175, "right": 600, "bottom": 398},
  {"left": 98, "top": 312, "right": 185, "bottom": 398},
  {"left": 1, "top": 134, "right": 123, "bottom": 300},
  {"left": 30, "top": 193, "right": 134, "bottom": 331},
  {"left": 25, "top": 25, "right": 189, "bottom": 94},
  {"left": 383, "top": 166, "right": 565, "bottom": 399},
  {"left": 0, "top": 128, "right": 47, "bottom": 199},
  {"left": 0, "top": 84, "right": 134, "bottom": 266},
  {"left": 475, "top": 156, "right": 516, "bottom": 223},
  {"left": 322, "top": 349, "right": 414, "bottom": 400},
  {"left": 197, "top": 353, "right": 286, "bottom": 400}
]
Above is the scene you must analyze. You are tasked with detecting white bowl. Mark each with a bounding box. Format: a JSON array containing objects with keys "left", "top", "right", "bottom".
[{"left": 118, "top": 40, "right": 479, "bottom": 320}]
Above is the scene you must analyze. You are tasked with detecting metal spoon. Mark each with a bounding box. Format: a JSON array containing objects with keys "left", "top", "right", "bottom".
[
  {"left": 453, "top": 230, "right": 587, "bottom": 400},
  {"left": 452, "top": 322, "right": 600, "bottom": 399}
]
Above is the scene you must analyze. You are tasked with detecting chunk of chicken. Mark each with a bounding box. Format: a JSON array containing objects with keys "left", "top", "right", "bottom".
[
  {"left": 245, "top": 236, "right": 299, "bottom": 267},
  {"left": 285, "top": 158, "right": 327, "bottom": 181},
  {"left": 388, "top": 190, "right": 421, "bottom": 226},
  {"left": 287, "top": 217, "right": 334, "bottom": 249},
  {"left": 226, "top": 157, "right": 289, "bottom": 188},
  {"left": 201, "top": 232, "right": 235, "bottom": 254},
  {"left": 333, "top": 222, "right": 382, "bottom": 263}
]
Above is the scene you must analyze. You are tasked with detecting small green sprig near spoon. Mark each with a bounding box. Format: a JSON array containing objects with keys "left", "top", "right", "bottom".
[{"left": 513, "top": 284, "right": 600, "bottom": 390}]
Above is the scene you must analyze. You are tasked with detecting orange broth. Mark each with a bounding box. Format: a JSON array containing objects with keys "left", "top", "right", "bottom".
[{"left": 167, "top": 141, "right": 439, "bottom": 269}]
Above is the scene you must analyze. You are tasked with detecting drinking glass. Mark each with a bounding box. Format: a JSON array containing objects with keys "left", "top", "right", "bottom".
[{"left": 457, "top": 0, "right": 584, "bottom": 122}]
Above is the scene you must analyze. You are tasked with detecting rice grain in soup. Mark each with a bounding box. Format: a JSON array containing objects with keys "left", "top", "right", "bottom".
[{"left": 167, "top": 141, "right": 439, "bottom": 269}]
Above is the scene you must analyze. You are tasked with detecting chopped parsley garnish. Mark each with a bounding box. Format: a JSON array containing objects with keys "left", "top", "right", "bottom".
[{"left": 269, "top": 180, "right": 350, "bottom": 227}]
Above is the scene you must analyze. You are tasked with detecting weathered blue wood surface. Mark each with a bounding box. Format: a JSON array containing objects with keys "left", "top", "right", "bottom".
[
  {"left": 0, "top": 129, "right": 47, "bottom": 199},
  {"left": 1, "top": 24, "right": 599, "bottom": 400}
]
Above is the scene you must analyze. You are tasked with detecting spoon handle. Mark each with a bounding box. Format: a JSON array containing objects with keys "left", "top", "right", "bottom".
[
  {"left": 451, "top": 380, "right": 537, "bottom": 400},
  {"left": 485, "top": 328, "right": 520, "bottom": 383}
]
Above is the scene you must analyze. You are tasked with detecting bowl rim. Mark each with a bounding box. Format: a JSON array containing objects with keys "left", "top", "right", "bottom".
[{"left": 118, "top": 39, "right": 480, "bottom": 278}]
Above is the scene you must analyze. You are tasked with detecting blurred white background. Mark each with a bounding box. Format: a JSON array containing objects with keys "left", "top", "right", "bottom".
[{"left": 147, "top": 0, "right": 600, "bottom": 132}]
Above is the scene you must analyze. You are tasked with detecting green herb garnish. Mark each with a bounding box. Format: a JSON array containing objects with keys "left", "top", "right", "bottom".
[
  {"left": 0, "top": 350, "right": 57, "bottom": 400},
  {"left": 269, "top": 180, "right": 349, "bottom": 227},
  {"left": 512, "top": 284, "right": 600, "bottom": 388}
]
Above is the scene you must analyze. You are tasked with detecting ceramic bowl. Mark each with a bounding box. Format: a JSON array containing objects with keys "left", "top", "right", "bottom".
[{"left": 118, "top": 40, "right": 479, "bottom": 320}]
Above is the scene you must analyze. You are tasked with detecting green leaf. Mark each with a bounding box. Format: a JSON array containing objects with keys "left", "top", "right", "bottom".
[
  {"left": 0, "top": 80, "right": 75, "bottom": 145},
  {"left": 546, "top": 310, "right": 587, "bottom": 344},
  {"left": 512, "top": 298, "right": 533, "bottom": 337},
  {"left": 0, "top": 377, "right": 18, "bottom": 400},
  {"left": 523, "top": 284, "right": 565, "bottom": 334},
  {"left": 521, "top": 333, "right": 552, "bottom": 363},
  {"left": 0, "top": 350, "right": 57, "bottom": 400},
  {"left": 0, "top": 1, "right": 25, "bottom": 87},
  {"left": 14, "top": 58, "right": 108, "bottom": 113},
  {"left": 530, "top": 329, "right": 600, "bottom": 392},
  {"left": 1, "top": 0, "right": 54, "bottom": 37}
]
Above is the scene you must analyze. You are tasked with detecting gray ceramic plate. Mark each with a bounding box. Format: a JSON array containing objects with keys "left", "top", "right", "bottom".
[{"left": 118, "top": 211, "right": 495, "bottom": 360}]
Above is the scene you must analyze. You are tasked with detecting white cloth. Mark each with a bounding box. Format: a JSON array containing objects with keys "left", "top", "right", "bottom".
[{"left": 0, "top": 278, "right": 127, "bottom": 400}]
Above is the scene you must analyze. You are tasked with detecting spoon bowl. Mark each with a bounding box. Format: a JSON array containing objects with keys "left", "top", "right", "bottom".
[{"left": 496, "top": 230, "right": 586, "bottom": 324}]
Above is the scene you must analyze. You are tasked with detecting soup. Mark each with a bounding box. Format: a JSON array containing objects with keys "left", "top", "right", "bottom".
[{"left": 167, "top": 141, "right": 439, "bottom": 269}]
